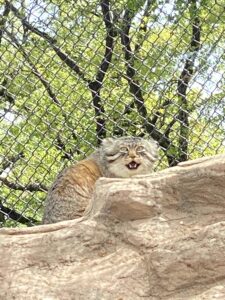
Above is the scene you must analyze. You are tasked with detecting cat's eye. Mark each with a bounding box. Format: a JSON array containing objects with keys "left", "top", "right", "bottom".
[
  {"left": 120, "top": 146, "right": 128, "bottom": 153},
  {"left": 136, "top": 146, "right": 145, "bottom": 152}
]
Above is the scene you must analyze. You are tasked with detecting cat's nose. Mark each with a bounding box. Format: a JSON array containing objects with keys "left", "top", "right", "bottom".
[{"left": 129, "top": 150, "right": 137, "bottom": 159}]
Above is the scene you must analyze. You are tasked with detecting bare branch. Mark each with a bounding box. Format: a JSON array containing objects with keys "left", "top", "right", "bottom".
[
  {"left": 89, "top": 0, "right": 117, "bottom": 144},
  {"left": 97, "top": 0, "right": 116, "bottom": 83},
  {"left": 0, "top": 78, "right": 15, "bottom": 104},
  {"left": 5, "top": 29, "right": 80, "bottom": 148},
  {"left": 0, "top": 177, "right": 48, "bottom": 192},
  {"left": 51, "top": 44, "right": 90, "bottom": 83},
  {"left": 7, "top": 0, "right": 116, "bottom": 145},
  {"left": 0, "top": 203, "right": 38, "bottom": 225},
  {"left": 0, "top": 152, "right": 24, "bottom": 175},
  {"left": 120, "top": 10, "right": 174, "bottom": 152},
  {"left": 150, "top": 99, "right": 173, "bottom": 126},
  {"left": 0, "top": 151, "right": 47, "bottom": 192},
  {"left": 164, "top": 116, "right": 178, "bottom": 138},
  {"left": 6, "top": 1, "right": 56, "bottom": 44},
  {"left": 6, "top": 1, "right": 90, "bottom": 83},
  {"left": 134, "top": 0, "right": 154, "bottom": 54},
  {"left": 55, "top": 134, "right": 75, "bottom": 160},
  {"left": 177, "top": 0, "right": 201, "bottom": 162},
  {"left": 121, "top": 10, "right": 149, "bottom": 117},
  {"left": 5, "top": 28, "right": 62, "bottom": 104},
  {"left": 0, "top": 1, "right": 10, "bottom": 44}
]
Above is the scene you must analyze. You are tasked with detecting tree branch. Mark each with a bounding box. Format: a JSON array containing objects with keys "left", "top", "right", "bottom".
[
  {"left": 97, "top": 0, "right": 116, "bottom": 83},
  {"left": 0, "top": 152, "right": 24, "bottom": 175},
  {"left": 0, "top": 150, "right": 46, "bottom": 194},
  {"left": 120, "top": 9, "right": 177, "bottom": 165},
  {"left": 7, "top": 0, "right": 116, "bottom": 145},
  {"left": 52, "top": 44, "right": 90, "bottom": 83},
  {"left": 5, "top": 29, "right": 61, "bottom": 105},
  {"left": 121, "top": 10, "right": 149, "bottom": 119},
  {"left": 0, "top": 177, "right": 48, "bottom": 192},
  {"left": 0, "top": 203, "right": 38, "bottom": 225},
  {"left": 55, "top": 133, "right": 77, "bottom": 160},
  {"left": 89, "top": 0, "right": 116, "bottom": 144},
  {"left": 164, "top": 115, "right": 179, "bottom": 138},
  {"left": 150, "top": 99, "right": 173, "bottom": 126},
  {"left": 0, "top": 78, "right": 15, "bottom": 104},
  {"left": 177, "top": 0, "right": 201, "bottom": 162},
  {"left": 5, "top": 31, "right": 59, "bottom": 104},
  {"left": 6, "top": 1, "right": 90, "bottom": 83},
  {"left": 5, "top": 29, "right": 80, "bottom": 156},
  {"left": 0, "top": 0, "right": 10, "bottom": 44},
  {"left": 134, "top": 0, "right": 154, "bottom": 54}
]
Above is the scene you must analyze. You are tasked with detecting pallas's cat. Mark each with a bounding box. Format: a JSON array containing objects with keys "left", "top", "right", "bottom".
[{"left": 43, "top": 136, "right": 158, "bottom": 224}]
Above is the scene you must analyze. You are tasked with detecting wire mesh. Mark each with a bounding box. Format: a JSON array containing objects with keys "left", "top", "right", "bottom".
[{"left": 0, "top": 0, "right": 224, "bottom": 227}]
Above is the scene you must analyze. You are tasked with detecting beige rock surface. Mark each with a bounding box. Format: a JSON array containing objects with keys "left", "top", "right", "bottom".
[{"left": 1, "top": 154, "right": 225, "bottom": 299}]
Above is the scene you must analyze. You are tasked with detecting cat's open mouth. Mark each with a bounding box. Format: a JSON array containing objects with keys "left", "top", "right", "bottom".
[{"left": 126, "top": 161, "right": 140, "bottom": 170}]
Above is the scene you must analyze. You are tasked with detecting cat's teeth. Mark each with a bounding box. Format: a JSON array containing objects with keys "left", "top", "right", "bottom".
[{"left": 126, "top": 161, "right": 140, "bottom": 170}]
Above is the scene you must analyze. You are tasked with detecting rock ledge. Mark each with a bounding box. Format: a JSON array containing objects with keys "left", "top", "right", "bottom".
[{"left": 1, "top": 154, "right": 225, "bottom": 299}]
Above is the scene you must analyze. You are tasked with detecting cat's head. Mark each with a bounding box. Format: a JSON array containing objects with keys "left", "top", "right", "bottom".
[{"left": 100, "top": 136, "right": 159, "bottom": 178}]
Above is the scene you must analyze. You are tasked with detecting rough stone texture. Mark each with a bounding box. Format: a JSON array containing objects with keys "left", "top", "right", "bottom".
[{"left": 1, "top": 154, "right": 225, "bottom": 299}]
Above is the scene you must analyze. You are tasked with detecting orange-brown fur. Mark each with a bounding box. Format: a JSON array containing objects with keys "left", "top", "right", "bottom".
[{"left": 42, "top": 159, "right": 102, "bottom": 224}]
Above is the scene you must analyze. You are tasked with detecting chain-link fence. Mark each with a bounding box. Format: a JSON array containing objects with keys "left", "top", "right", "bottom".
[{"left": 0, "top": 0, "right": 224, "bottom": 227}]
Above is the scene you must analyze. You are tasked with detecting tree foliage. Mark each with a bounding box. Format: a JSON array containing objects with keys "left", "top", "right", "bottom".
[{"left": 0, "top": 0, "right": 224, "bottom": 226}]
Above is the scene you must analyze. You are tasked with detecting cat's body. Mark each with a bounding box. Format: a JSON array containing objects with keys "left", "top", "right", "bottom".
[{"left": 42, "top": 137, "right": 158, "bottom": 224}]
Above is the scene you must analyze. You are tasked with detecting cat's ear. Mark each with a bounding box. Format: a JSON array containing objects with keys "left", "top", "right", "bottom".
[
  {"left": 152, "top": 139, "right": 159, "bottom": 148},
  {"left": 101, "top": 137, "right": 116, "bottom": 154},
  {"left": 147, "top": 138, "right": 159, "bottom": 148},
  {"left": 145, "top": 138, "right": 159, "bottom": 161},
  {"left": 101, "top": 137, "right": 115, "bottom": 147}
]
